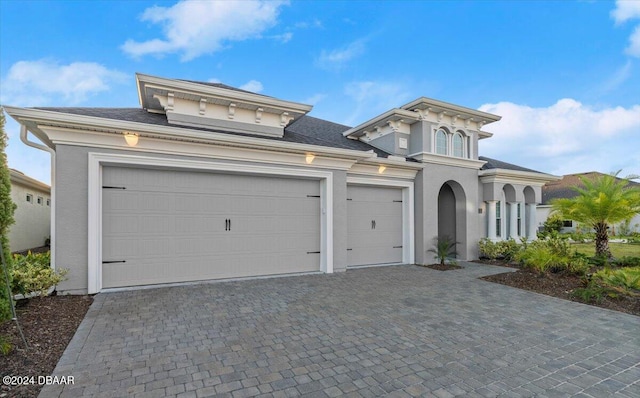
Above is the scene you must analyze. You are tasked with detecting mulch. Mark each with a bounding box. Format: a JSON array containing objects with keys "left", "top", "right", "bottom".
[
  {"left": 481, "top": 266, "right": 640, "bottom": 317},
  {"left": 0, "top": 295, "right": 93, "bottom": 398}
]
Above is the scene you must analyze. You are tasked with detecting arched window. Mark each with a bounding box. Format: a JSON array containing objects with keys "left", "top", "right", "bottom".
[
  {"left": 436, "top": 129, "right": 447, "bottom": 155},
  {"left": 453, "top": 132, "right": 464, "bottom": 157}
]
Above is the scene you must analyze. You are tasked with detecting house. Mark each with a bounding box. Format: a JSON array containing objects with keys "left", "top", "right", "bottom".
[
  {"left": 4, "top": 73, "right": 558, "bottom": 294},
  {"left": 537, "top": 172, "right": 640, "bottom": 234},
  {"left": 8, "top": 169, "right": 51, "bottom": 252}
]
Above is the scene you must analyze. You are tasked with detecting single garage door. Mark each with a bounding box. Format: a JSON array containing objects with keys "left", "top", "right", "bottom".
[
  {"left": 102, "top": 166, "right": 321, "bottom": 288},
  {"left": 347, "top": 185, "right": 403, "bottom": 267}
]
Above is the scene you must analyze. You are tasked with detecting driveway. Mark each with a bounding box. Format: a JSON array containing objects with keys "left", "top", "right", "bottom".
[{"left": 42, "top": 263, "right": 639, "bottom": 397}]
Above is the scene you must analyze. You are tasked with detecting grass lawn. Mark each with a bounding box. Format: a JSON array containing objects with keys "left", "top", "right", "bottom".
[{"left": 571, "top": 242, "right": 640, "bottom": 257}]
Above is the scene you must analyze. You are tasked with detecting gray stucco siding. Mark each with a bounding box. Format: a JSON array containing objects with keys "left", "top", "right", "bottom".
[{"left": 415, "top": 164, "right": 482, "bottom": 263}]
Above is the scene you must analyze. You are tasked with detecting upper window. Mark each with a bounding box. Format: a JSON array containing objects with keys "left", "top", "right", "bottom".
[
  {"left": 453, "top": 133, "right": 464, "bottom": 157},
  {"left": 26, "top": 194, "right": 33, "bottom": 203},
  {"left": 436, "top": 129, "right": 447, "bottom": 155},
  {"left": 37, "top": 196, "right": 43, "bottom": 205},
  {"left": 46, "top": 199, "right": 51, "bottom": 206}
]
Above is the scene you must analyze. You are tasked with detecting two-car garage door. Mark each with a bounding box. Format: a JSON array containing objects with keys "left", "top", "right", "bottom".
[{"left": 102, "top": 167, "right": 321, "bottom": 288}]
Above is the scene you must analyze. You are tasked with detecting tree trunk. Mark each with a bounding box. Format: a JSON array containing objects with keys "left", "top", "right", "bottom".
[{"left": 594, "top": 223, "right": 612, "bottom": 259}]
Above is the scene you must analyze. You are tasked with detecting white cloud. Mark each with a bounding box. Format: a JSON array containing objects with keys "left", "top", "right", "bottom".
[
  {"left": 611, "top": 0, "right": 640, "bottom": 57},
  {"left": 343, "top": 81, "right": 411, "bottom": 125},
  {"left": 302, "top": 93, "right": 327, "bottom": 105},
  {"left": 478, "top": 99, "right": 640, "bottom": 176},
  {"left": 207, "top": 78, "right": 222, "bottom": 84},
  {"left": 270, "top": 32, "right": 293, "bottom": 43},
  {"left": 316, "top": 39, "right": 366, "bottom": 70},
  {"left": 626, "top": 25, "right": 640, "bottom": 57},
  {"left": 611, "top": 0, "right": 640, "bottom": 25},
  {"left": 121, "top": 0, "right": 289, "bottom": 61},
  {"left": 599, "top": 61, "right": 632, "bottom": 92},
  {"left": 0, "top": 59, "right": 128, "bottom": 106},
  {"left": 239, "top": 80, "right": 263, "bottom": 93}
]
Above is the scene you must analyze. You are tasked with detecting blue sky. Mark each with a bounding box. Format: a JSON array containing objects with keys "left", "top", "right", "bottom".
[{"left": 1, "top": 0, "right": 639, "bottom": 185}]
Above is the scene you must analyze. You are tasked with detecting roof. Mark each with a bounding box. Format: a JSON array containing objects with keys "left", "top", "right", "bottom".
[
  {"left": 178, "top": 79, "right": 274, "bottom": 98},
  {"left": 10, "top": 169, "right": 50, "bottom": 192},
  {"left": 479, "top": 156, "right": 543, "bottom": 173},
  {"left": 542, "top": 172, "right": 640, "bottom": 204},
  {"left": 32, "top": 107, "right": 391, "bottom": 158}
]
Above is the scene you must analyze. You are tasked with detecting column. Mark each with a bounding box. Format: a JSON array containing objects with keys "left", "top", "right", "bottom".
[
  {"left": 509, "top": 202, "right": 519, "bottom": 240},
  {"left": 526, "top": 203, "right": 537, "bottom": 241},
  {"left": 486, "top": 201, "right": 497, "bottom": 241}
]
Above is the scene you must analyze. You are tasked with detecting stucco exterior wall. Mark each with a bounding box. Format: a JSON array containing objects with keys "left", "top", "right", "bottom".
[
  {"left": 415, "top": 164, "right": 481, "bottom": 263},
  {"left": 9, "top": 180, "right": 51, "bottom": 252}
]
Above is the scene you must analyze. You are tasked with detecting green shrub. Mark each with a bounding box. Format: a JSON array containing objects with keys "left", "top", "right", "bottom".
[
  {"left": 516, "top": 245, "right": 557, "bottom": 274},
  {"left": 592, "top": 267, "right": 640, "bottom": 296},
  {"left": 515, "top": 235, "right": 588, "bottom": 276},
  {"left": 542, "top": 213, "right": 564, "bottom": 234},
  {"left": 478, "top": 238, "right": 522, "bottom": 261},
  {"left": 11, "top": 251, "right": 68, "bottom": 297},
  {"left": 479, "top": 238, "right": 500, "bottom": 260},
  {"left": 572, "top": 286, "right": 607, "bottom": 303},
  {"left": 0, "top": 334, "right": 11, "bottom": 355},
  {"left": 427, "top": 236, "right": 458, "bottom": 265},
  {"left": 614, "top": 256, "right": 640, "bottom": 267}
]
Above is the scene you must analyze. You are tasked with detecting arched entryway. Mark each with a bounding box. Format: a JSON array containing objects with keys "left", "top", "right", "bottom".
[{"left": 437, "top": 181, "right": 467, "bottom": 257}]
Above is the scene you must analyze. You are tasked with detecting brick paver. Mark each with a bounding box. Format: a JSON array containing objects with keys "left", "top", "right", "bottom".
[{"left": 40, "top": 263, "right": 639, "bottom": 397}]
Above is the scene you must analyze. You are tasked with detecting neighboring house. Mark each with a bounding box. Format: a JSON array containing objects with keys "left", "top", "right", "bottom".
[
  {"left": 5, "top": 73, "right": 557, "bottom": 294},
  {"left": 9, "top": 169, "right": 51, "bottom": 252},
  {"left": 537, "top": 172, "right": 640, "bottom": 234}
]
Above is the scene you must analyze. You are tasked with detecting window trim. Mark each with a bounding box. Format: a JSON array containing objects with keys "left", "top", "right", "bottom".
[
  {"left": 453, "top": 132, "right": 464, "bottom": 157},
  {"left": 435, "top": 129, "right": 448, "bottom": 155}
]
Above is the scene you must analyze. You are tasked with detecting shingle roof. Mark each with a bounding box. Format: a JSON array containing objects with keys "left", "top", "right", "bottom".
[
  {"left": 177, "top": 79, "right": 275, "bottom": 98},
  {"left": 542, "top": 172, "right": 640, "bottom": 204},
  {"left": 479, "top": 156, "right": 543, "bottom": 173},
  {"left": 32, "top": 107, "right": 392, "bottom": 157}
]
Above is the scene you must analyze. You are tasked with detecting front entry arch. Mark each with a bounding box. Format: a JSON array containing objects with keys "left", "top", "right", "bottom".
[{"left": 437, "top": 181, "right": 467, "bottom": 257}]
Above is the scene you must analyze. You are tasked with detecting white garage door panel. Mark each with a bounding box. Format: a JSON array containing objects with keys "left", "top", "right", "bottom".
[
  {"left": 102, "top": 167, "right": 321, "bottom": 288},
  {"left": 347, "top": 185, "right": 403, "bottom": 267}
]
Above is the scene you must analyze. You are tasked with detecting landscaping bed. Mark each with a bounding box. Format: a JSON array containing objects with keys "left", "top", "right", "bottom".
[
  {"left": 481, "top": 266, "right": 640, "bottom": 316},
  {"left": 0, "top": 295, "right": 93, "bottom": 398}
]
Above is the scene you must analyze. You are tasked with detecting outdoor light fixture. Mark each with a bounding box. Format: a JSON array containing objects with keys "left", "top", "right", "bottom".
[
  {"left": 305, "top": 153, "right": 315, "bottom": 164},
  {"left": 123, "top": 132, "right": 139, "bottom": 147},
  {"left": 378, "top": 165, "right": 386, "bottom": 174}
]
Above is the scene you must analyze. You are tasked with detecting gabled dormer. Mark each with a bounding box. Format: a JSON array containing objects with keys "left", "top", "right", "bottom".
[
  {"left": 400, "top": 97, "right": 500, "bottom": 163},
  {"left": 136, "top": 73, "right": 312, "bottom": 138},
  {"left": 342, "top": 96, "right": 501, "bottom": 168}
]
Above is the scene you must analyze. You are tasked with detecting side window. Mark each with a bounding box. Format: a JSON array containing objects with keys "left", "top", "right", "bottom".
[
  {"left": 436, "top": 129, "right": 447, "bottom": 155},
  {"left": 46, "top": 198, "right": 51, "bottom": 206},
  {"left": 496, "top": 201, "right": 502, "bottom": 237},
  {"left": 26, "top": 194, "right": 33, "bottom": 203},
  {"left": 37, "top": 196, "right": 44, "bottom": 205}
]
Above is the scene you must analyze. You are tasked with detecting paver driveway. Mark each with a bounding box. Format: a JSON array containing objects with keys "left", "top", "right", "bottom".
[{"left": 42, "top": 263, "right": 639, "bottom": 398}]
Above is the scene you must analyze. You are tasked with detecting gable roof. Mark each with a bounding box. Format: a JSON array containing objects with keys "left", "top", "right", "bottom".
[{"left": 542, "top": 172, "right": 640, "bottom": 204}]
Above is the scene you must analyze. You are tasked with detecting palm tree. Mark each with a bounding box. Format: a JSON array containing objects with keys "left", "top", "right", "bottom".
[
  {"left": 552, "top": 172, "right": 640, "bottom": 259},
  {"left": 427, "top": 236, "right": 458, "bottom": 266}
]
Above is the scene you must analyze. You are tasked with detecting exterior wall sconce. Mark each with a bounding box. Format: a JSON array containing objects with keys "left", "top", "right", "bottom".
[
  {"left": 378, "top": 165, "right": 386, "bottom": 174},
  {"left": 305, "top": 153, "right": 315, "bottom": 164},
  {"left": 123, "top": 132, "right": 139, "bottom": 147}
]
